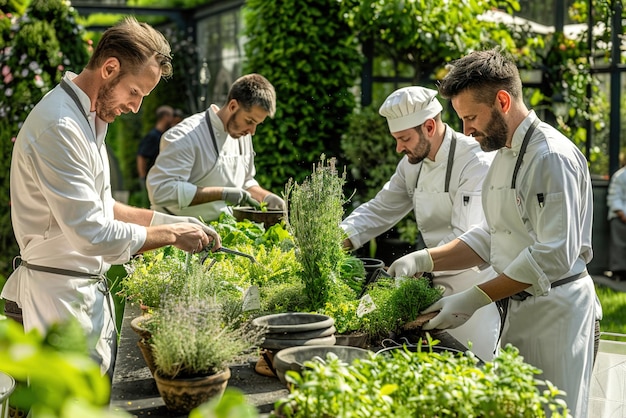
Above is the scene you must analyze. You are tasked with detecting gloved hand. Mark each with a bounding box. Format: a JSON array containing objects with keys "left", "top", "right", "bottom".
[
  {"left": 387, "top": 249, "right": 434, "bottom": 278},
  {"left": 222, "top": 187, "right": 259, "bottom": 207},
  {"left": 263, "top": 193, "right": 286, "bottom": 210},
  {"left": 150, "top": 211, "right": 221, "bottom": 248},
  {"left": 421, "top": 285, "right": 492, "bottom": 330}
]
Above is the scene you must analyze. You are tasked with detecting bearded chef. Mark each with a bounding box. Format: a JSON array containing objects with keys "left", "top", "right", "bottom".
[
  {"left": 341, "top": 86, "right": 501, "bottom": 361},
  {"left": 147, "top": 74, "right": 285, "bottom": 221}
]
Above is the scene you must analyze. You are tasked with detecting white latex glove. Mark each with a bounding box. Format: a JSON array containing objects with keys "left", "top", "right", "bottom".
[
  {"left": 222, "top": 187, "right": 254, "bottom": 206},
  {"left": 263, "top": 193, "right": 286, "bottom": 210},
  {"left": 150, "top": 211, "right": 221, "bottom": 248},
  {"left": 387, "top": 249, "right": 434, "bottom": 278},
  {"left": 421, "top": 285, "right": 492, "bottom": 330}
]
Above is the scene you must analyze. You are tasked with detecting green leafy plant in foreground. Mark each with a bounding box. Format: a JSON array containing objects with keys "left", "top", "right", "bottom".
[
  {"left": 0, "top": 315, "right": 129, "bottom": 418},
  {"left": 274, "top": 343, "right": 568, "bottom": 418}
]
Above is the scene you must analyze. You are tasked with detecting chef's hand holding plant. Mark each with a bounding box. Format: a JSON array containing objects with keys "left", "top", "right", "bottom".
[{"left": 388, "top": 248, "right": 492, "bottom": 331}]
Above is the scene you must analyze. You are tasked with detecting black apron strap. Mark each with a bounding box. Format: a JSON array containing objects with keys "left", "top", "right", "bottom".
[
  {"left": 414, "top": 130, "right": 457, "bottom": 192},
  {"left": 511, "top": 118, "right": 540, "bottom": 189}
]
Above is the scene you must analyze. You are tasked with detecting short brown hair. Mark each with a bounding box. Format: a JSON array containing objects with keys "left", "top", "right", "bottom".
[
  {"left": 228, "top": 74, "right": 276, "bottom": 118},
  {"left": 87, "top": 16, "right": 173, "bottom": 78},
  {"left": 438, "top": 48, "right": 522, "bottom": 105}
]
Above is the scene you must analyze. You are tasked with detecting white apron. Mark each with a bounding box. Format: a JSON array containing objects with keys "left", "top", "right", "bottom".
[
  {"left": 157, "top": 110, "right": 249, "bottom": 220},
  {"left": 486, "top": 120, "right": 595, "bottom": 417},
  {"left": 412, "top": 135, "right": 500, "bottom": 361}
]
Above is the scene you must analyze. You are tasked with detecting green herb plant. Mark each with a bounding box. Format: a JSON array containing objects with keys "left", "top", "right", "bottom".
[
  {"left": 150, "top": 294, "right": 264, "bottom": 379},
  {"left": 363, "top": 277, "right": 443, "bottom": 340},
  {"left": 273, "top": 343, "right": 569, "bottom": 418},
  {"left": 285, "top": 156, "right": 351, "bottom": 311}
]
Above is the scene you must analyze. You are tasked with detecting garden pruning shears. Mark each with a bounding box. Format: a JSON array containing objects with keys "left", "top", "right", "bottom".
[{"left": 199, "top": 245, "right": 256, "bottom": 267}]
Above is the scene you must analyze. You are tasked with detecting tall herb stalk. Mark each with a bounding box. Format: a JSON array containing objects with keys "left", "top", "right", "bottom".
[{"left": 285, "top": 156, "right": 348, "bottom": 310}]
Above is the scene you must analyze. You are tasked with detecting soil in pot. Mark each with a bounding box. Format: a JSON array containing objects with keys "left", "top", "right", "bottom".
[{"left": 154, "top": 367, "right": 231, "bottom": 414}]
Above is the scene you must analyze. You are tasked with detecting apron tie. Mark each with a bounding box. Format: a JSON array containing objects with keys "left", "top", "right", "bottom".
[{"left": 12, "top": 257, "right": 116, "bottom": 333}]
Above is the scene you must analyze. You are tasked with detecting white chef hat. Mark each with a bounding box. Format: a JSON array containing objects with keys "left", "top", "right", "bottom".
[{"left": 379, "top": 86, "right": 443, "bottom": 133}]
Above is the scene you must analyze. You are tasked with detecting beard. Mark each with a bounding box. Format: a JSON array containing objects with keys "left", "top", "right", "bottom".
[
  {"left": 95, "top": 77, "right": 125, "bottom": 123},
  {"left": 406, "top": 129, "right": 431, "bottom": 164},
  {"left": 226, "top": 109, "right": 244, "bottom": 138},
  {"left": 477, "top": 109, "right": 508, "bottom": 152}
]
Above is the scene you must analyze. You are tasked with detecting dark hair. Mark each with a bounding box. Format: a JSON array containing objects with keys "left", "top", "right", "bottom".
[
  {"left": 438, "top": 48, "right": 522, "bottom": 105},
  {"left": 228, "top": 74, "right": 276, "bottom": 117},
  {"left": 86, "top": 16, "right": 173, "bottom": 79}
]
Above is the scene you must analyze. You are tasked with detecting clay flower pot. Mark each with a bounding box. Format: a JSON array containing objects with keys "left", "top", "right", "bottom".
[
  {"left": 130, "top": 314, "right": 153, "bottom": 341},
  {"left": 154, "top": 367, "right": 231, "bottom": 414}
]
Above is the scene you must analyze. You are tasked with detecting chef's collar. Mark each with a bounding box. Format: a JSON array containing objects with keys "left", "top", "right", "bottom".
[
  {"left": 428, "top": 124, "right": 453, "bottom": 164},
  {"left": 509, "top": 110, "right": 538, "bottom": 152}
]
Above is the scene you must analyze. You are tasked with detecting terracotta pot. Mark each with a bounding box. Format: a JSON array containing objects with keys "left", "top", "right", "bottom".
[
  {"left": 130, "top": 314, "right": 153, "bottom": 341},
  {"left": 137, "top": 339, "right": 156, "bottom": 375},
  {"left": 154, "top": 367, "right": 231, "bottom": 414}
]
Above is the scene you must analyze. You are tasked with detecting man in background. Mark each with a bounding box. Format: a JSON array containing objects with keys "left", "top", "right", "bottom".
[
  {"left": 136, "top": 104, "right": 175, "bottom": 190},
  {"left": 147, "top": 74, "right": 285, "bottom": 221}
]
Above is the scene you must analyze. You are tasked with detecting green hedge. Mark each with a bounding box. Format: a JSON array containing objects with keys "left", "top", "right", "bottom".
[
  {"left": 0, "top": 0, "right": 89, "bottom": 278},
  {"left": 241, "top": 0, "right": 363, "bottom": 192}
]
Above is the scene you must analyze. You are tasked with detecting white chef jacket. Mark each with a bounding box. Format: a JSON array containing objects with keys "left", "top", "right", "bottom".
[
  {"left": 341, "top": 125, "right": 500, "bottom": 361},
  {"left": 146, "top": 106, "right": 259, "bottom": 221},
  {"left": 459, "top": 111, "right": 597, "bottom": 418},
  {"left": 606, "top": 165, "right": 626, "bottom": 272},
  {"left": 3, "top": 72, "right": 147, "bottom": 376},
  {"left": 607, "top": 165, "right": 626, "bottom": 221}
]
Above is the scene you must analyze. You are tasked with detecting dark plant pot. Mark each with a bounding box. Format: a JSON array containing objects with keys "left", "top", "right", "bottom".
[
  {"left": 253, "top": 312, "right": 337, "bottom": 350},
  {"left": 273, "top": 345, "right": 370, "bottom": 386},
  {"left": 252, "top": 312, "right": 334, "bottom": 333},
  {"left": 358, "top": 257, "right": 385, "bottom": 271},
  {"left": 154, "top": 367, "right": 231, "bottom": 414},
  {"left": 334, "top": 332, "right": 369, "bottom": 348},
  {"left": 262, "top": 334, "right": 337, "bottom": 351},
  {"left": 265, "top": 325, "right": 337, "bottom": 340},
  {"left": 232, "top": 206, "right": 285, "bottom": 227}
]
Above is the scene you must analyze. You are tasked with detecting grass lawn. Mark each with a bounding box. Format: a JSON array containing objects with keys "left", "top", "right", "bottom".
[{"left": 596, "top": 283, "right": 626, "bottom": 338}]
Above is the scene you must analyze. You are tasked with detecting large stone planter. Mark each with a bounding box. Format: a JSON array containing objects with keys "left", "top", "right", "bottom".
[
  {"left": 253, "top": 313, "right": 337, "bottom": 350},
  {"left": 273, "top": 345, "right": 370, "bottom": 386}
]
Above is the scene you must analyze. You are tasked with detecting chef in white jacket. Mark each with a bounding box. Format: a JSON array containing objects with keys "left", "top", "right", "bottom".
[
  {"left": 389, "top": 49, "right": 600, "bottom": 418},
  {"left": 341, "top": 86, "right": 500, "bottom": 361},
  {"left": 146, "top": 74, "right": 285, "bottom": 221},
  {"left": 2, "top": 17, "right": 220, "bottom": 378}
]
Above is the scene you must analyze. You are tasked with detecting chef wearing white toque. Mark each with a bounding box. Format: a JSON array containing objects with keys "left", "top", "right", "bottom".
[{"left": 341, "top": 86, "right": 501, "bottom": 360}]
